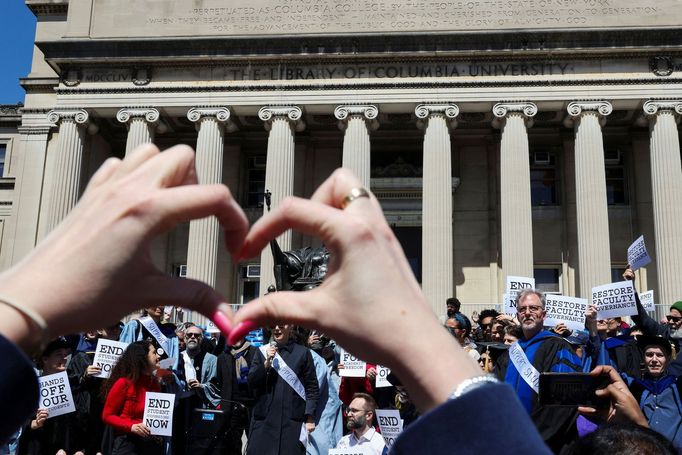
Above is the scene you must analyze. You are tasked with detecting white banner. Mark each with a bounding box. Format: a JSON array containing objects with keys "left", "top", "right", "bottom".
[
  {"left": 339, "top": 350, "right": 366, "bottom": 378},
  {"left": 508, "top": 342, "right": 540, "bottom": 393},
  {"left": 592, "top": 280, "right": 637, "bottom": 319},
  {"left": 38, "top": 371, "right": 76, "bottom": 418},
  {"left": 627, "top": 235, "right": 652, "bottom": 271},
  {"left": 143, "top": 392, "right": 176, "bottom": 436},
  {"left": 92, "top": 339, "right": 129, "bottom": 379},
  {"left": 640, "top": 290, "right": 655, "bottom": 313},
  {"left": 544, "top": 295, "right": 589, "bottom": 332},
  {"left": 506, "top": 276, "right": 536, "bottom": 294},
  {"left": 328, "top": 448, "right": 369, "bottom": 455},
  {"left": 376, "top": 409, "right": 403, "bottom": 448},
  {"left": 375, "top": 365, "right": 392, "bottom": 388}
]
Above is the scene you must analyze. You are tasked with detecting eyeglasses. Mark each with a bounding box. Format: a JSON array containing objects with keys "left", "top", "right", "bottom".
[
  {"left": 667, "top": 316, "right": 682, "bottom": 323},
  {"left": 517, "top": 305, "right": 543, "bottom": 314},
  {"left": 185, "top": 332, "right": 203, "bottom": 339},
  {"left": 347, "top": 407, "right": 368, "bottom": 414}
]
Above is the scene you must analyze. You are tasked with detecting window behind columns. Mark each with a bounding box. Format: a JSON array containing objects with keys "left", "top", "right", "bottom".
[
  {"left": 239, "top": 265, "right": 261, "bottom": 305},
  {"left": 244, "top": 154, "right": 266, "bottom": 208},
  {"left": 533, "top": 267, "right": 561, "bottom": 294},
  {"left": 604, "top": 149, "right": 628, "bottom": 205},
  {"left": 530, "top": 149, "right": 560, "bottom": 206}
]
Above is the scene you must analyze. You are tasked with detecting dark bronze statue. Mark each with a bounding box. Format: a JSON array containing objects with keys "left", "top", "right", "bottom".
[{"left": 270, "top": 239, "right": 330, "bottom": 292}]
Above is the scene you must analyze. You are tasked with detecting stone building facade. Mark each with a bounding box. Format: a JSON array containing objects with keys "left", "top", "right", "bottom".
[{"left": 2, "top": 0, "right": 681, "bottom": 323}]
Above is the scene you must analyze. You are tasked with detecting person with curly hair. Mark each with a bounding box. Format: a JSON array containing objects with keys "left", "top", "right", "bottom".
[{"left": 101, "top": 340, "right": 163, "bottom": 455}]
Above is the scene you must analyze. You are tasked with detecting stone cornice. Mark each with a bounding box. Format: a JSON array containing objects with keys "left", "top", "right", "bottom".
[
  {"left": 26, "top": 1, "right": 68, "bottom": 16},
  {"left": 47, "top": 109, "right": 89, "bottom": 125},
  {"left": 17, "top": 126, "right": 52, "bottom": 135},
  {"left": 258, "top": 106, "right": 305, "bottom": 132},
  {"left": 415, "top": 104, "right": 459, "bottom": 130},
  {"left": 334, "top": 105, "right": 379, "bottom": 131},
  {"left": 116, "top": 107, "right": 160, "bottom": 124}
]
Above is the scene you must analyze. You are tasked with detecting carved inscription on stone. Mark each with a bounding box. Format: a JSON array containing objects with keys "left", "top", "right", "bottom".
[{"left": 90, "top": 0, "right": 681, "bottom": 38}]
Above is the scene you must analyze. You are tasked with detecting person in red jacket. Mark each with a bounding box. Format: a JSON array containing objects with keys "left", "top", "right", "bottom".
[{"left": 101, "top": 340, "right": 163, "bottom": 455}]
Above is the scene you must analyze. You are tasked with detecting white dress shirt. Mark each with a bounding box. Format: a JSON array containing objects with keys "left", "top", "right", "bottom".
[{"left": 336, "top": 426, "right": 386, "bottom": 455}]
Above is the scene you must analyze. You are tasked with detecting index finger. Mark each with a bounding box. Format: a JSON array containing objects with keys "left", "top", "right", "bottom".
[{"left": 589, "top": 365, "right": 622, "bottom": 384}]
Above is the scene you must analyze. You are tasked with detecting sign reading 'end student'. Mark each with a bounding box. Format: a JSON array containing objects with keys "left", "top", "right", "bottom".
[
  {"left": 592, "top": 280, "right": 637, "bottom": 319},
  {"left": 143, "top": 392, "right": 175, "bottom": 436}
]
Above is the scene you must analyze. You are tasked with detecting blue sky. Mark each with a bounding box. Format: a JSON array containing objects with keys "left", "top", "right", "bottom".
[{"left": 0, "top": 0, "right": 36, "bottom": 105}]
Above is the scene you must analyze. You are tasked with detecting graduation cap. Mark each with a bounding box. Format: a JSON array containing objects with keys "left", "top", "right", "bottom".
[
  {"left": 636, "top": 335, "right": 673, "bottom": 358},
  {"left": 565, "top": 331, "right": 589, "bottom": 347},
  {"left": 476, "top": 342, "right": 509, "bottom": 361}
]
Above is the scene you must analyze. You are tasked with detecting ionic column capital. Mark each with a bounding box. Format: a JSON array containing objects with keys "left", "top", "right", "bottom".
[
  {"left": 492, "top": 102, "right": 537, "bottom": 129},
  {"left": 187, "top": 107, "right": 237, "bottom": 132},
  {"left": 642, "top": 100, "right": 682, "bottom": 124},
  {"left": 415, "top": 103, "right": 459, "bottom": 130},
  {"left": 258, "top": 106, "right": 305, "bottom": 132},
  {"left": 334, "top": 105, "right": 379, "bottom": 131},
  {"left": 116, "top": 107, "right": 160, "bottom": 125},
  {"left": 565, "top": 101, "right": 612, "bottom": 127},
  {"left": 47, "top": 109, "right": 89, "bottom": 125}
]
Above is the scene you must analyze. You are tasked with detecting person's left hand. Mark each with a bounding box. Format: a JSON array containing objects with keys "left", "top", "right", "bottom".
[
  {"left": 305, "top": 419, "right": 316, "bottom": 433},
  {"left": 188, "top": 379, "right": 203, "bottom": 389},
  {"left": 85, "top": 365, "right": 102, "bottom": 377},
  {"left": 366, "top": 367, "right": 377, "bottom": 381},
  {"left": 0, "top": 144, "right": 248, "bottom": 350},
  {"left": 552, "top": 322, "right": 571, "bottom": 337}
]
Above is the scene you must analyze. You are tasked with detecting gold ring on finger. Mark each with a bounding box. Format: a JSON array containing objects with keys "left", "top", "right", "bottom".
[{"left": 340, "top": 187, "right": 371, "bottom": 209}]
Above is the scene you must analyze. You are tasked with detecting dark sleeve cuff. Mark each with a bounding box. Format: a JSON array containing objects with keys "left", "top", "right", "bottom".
[
  {"left": 392, "top": 382, "right": 551, "bottom": 455},
  {"left": 0, "top": 333, "right": 39, "bottom": 445}
]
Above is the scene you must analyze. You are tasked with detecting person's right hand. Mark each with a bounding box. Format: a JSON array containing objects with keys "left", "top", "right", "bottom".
[
  {"left": 266, "top": 345, "right": 277, "bottom": 360},
  {"left": 307, "top": 333, "right": 320, "bottom": 347},
  {"left": 366, "top": 367, "right": 377, "bottom": 381},
  {"left": 623, "top": 265, "right": 635, "bottom": 281},
  {"left": 228, "top": 169, "right": 482, "bottom": 412},
  {"left": 0, "top": 144, "right": 248, "bottom": 354},
  {"left": 130, "top": 423, "right": 152, "bottom": 438},
  {"left": 585, "top": 304, "right": 598, "bottom": 333},
  {"left": 85, "top": 365, "right": 102, "bottom": 377},
  {"left": 578, "top": 365, "right": 649, "bottom": 428},
  {"left": 32, "top": 409, "right": 49, "bottom": 429}
]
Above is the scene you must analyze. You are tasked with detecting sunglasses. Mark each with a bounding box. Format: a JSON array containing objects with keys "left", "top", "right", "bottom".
[
  {"left": 185, "top": 332, "right": 203, "bottom": 339},
  {"left": 667, "top": 316, "right": 682, "bottom": 323}
]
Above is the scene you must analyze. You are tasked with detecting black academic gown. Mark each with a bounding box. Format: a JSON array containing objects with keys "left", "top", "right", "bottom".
[
  {"left": 246, "top": 341, "right": 319, "bottom": 455},
  {"left": 67, "top": 351, "right": 107, "bottom": 454}
]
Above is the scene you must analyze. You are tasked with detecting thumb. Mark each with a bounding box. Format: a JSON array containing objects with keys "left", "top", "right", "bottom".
[
  {"left": 136, "top": 273, "right": 234, "bottom": 334},
  {"left": 228, "top": 289, "right": 324, "bottom": 345}
]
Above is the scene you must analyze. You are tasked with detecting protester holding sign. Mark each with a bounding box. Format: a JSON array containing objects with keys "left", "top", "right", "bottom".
[
  {"left": 18, "top": 337, "right": 76, "bottom": 455},
  {"left": 494, "top": 289, "right": 583, "bottom": 453},
  {"left": 101, "top": 340, "right": 163, "bottom": 455},
  {"left": 67, "top": 322, "right": 124, "bottom": 454},
  {"left": 336, "top": 393, "right": 385, "bottom": 455},
  {"left": 247, "top": 324, "right": 319, "bottom": 455}
]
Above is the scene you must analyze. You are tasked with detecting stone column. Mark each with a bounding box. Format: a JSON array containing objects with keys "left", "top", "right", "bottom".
[
  {"left": 566, "top": 101, "right": 613, "bottom": 297},
  {"left": 493, "top": 102, "right": 537, "bottom": 280},
  {"left": 185, "top": 107, "right": 233, "bottom": 291},
  {"left": 415, "top": 104, "right": 459, "bottom": 316},
  {"left": 643, "top": 100, "right": 682, "bottom": 306},
  {"left": 116, "top": 107, "right": 160, "bottom": 155},
  {"left": 334, "top": 105, "right": 379, "bottom": 188},
  {"left": 45, "top": 109, "right": 90, "bottom": 231},
  {"left": 257, "top": 106, "right": 305, "bottom": 295}
]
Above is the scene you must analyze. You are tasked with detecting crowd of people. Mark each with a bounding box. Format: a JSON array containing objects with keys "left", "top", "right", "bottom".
[{"left": 0, "top": 143, "right": 679, "bottom": 455}]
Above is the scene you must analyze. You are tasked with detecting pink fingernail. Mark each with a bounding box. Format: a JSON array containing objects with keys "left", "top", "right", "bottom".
[
  {"left": 228, "top": 320, "right": 258, "bottom": 346},
  {"left": 212, "top": 310, "right": 233, "bottom": 337}
]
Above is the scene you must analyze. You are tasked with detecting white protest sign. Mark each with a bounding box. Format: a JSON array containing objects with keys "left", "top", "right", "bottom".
[
  {"left": 375, "top": 365, "right": 392, "bottom": 388},
  {"left": 206, "top": 321, "right": 220, "bottom": 334},
  {"left": 143, "top": 392, "right": 176, "bottom": 436},
  {"left": 92, "top": 339, "right": 128, "bottom": 379},
  {"left": 640, "top": 290, "right": 655, "bottom": 313},
  {"left": 544, "top": 295, "right": 588, "bottom": 332},
  {"left": 592, "top": 280, "right": 637, "bottom": 319},
  {"left": 503, "top": 293, "right": 517, "bottom": 316},
  {"left": 328, "top": 448, "right": 369, "bottom": 455},
  {"left": 504, "top": 276, "right": 536, "bottom": 315},
  {"left": 376, "top": 409, "right": 403, "bottom": 448},
  {"left": 627, "top": 235, "right": 652, "bottom": 271},
  {"left": 339, "top": 350, "right": 366, "bottom": 378},
  {"left": 159, "top": 357, "right": 176, "bottom": 370},
  {"left": 38, "top": 371, "right": 76, "bottom": 418}
]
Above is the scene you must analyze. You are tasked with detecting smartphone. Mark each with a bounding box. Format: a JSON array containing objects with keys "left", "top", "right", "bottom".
[{"left": 538, "top": 372, "right": 610, "bottom": 408}]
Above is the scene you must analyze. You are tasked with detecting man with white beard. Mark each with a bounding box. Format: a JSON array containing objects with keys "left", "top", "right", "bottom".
[
  {"left": 179, "top": 325, "right": 220, "bottom": 408},
  {"left": 335, "top": 393, "right": 385, "bottom": 455}
]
